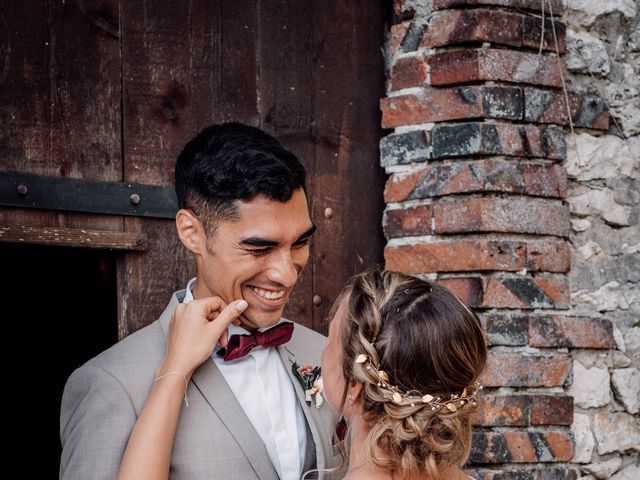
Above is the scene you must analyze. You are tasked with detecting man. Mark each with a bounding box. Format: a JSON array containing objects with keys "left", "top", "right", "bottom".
[{"left": 60, "top": 123, "right": 342, "bottom": 480}]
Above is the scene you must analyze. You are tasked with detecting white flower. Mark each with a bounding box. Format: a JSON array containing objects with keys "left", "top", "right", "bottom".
[{"left": 305, "top": 376, "right": 324, "bottom": 408}]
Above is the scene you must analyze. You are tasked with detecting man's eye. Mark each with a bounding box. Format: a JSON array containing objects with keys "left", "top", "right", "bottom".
[
  {"left": 294, "top": 239, "right": 311, "bottom": 248},
  {"left": 248, "top": 248, "right": 270, "bottom": 256}
]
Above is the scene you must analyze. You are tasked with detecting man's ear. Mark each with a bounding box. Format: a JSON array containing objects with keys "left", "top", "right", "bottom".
[{"left": 176, "top": 209, "right": 205, "bottom": 254}]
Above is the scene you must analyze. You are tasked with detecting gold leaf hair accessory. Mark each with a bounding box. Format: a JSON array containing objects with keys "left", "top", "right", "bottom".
[{"left": 354, "top": 353, "right": 482, "bottom": 411}]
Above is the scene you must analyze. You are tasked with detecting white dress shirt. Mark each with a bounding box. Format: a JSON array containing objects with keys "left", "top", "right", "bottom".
[{"left": 183, "top": 278, "right": 308, "bottom": 480}]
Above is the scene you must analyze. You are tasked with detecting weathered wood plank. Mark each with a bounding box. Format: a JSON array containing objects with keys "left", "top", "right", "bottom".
[
  {"left": 0, "top": 0, "right": 122, "bottom": 232},
  {"left": 258, "top": 0, "right": 315, "bottom": 329},
  {"left": 309, "top": 0, "right": 387, "bottom": 333},
  {"left": 119, "top": 0, "right": 260, "bottom": 334},
  {"left": 0, "top": 225, "right": 147, "bottom": 250},
  {"left": 0, "top": 0, "right": 121, "bottom": 180}
]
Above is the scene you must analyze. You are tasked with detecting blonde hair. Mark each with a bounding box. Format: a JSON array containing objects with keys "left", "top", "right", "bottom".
[{"left": 334, "top": 269, "right": 487, "bottom": 480}]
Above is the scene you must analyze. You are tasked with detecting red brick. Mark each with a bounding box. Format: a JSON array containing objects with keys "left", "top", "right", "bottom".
[
  {"left": 390, "top": 55, "right": 428, "bottom": 91},
  {"left": 473, "top": 394, "right": 573, "bottom": 427},
  {"left": 383, "top": 205, "right": 433, "bottom": 238},
  {"left": 482, "top": 274, "right": 569, "bottom": 309},
  {"left": 428, "top": 49, "right": 563, "bottom": 88},
  {"left": 393, "top": 0, "right": 416, "bottom": 21},
  {"left": 528, "top": 316, "right": 614, "bottom": 348},
  {"left": 523, "top": 163, "right": 567, "bottom": 198},
  {"left": 480, "top": 353, "right": 571, "bottom": 387},
  {"left": 473, "top": 395, "right": 529, "bottom": 426},
  {"left": 433, "top": 0, "right": 565, "bottom": 14},
  {"left": 470, "top": 431, "right": 573, "bottom": 464},
  {"left": 530, "top": 395, "right": 573, "bottom": 426},
  {"left": 466, "top": 468, "right": 578, "bottom": 480},
  {"left": 484, "top": 312, "right": 528, "bottom": 346},
  {"left": 420, "top": 9, "right": 522, "bottom": 49},
  {"left": 524, "top": 87, "right": 608, "bottom": 129},
  {"left": 381, "top": 87, "right": 483, "bottom": 128},
  {"left": 432, "top": 197, "right": 570, "bottom": 237},
  {"left": 525, "top": 239, "right": 570, "bottom": 272},
  {"left": 386, "top": 240, "right": 546, "bottom": 273},
  {"left": 384, "top": 160, "right": 566, "bottom": 202},
  {"left": 384, "top": 169, "right": 429, "bottom": 203},
  {"left": 389, "top": 22, "right": 410, "bottom": 60},
  {"left": 436, "top": 277, "right": 484, "bottom": 307},
  {"left": 431, "top": 123, "right": 566, "bottom": 160},
  {"left": 380, "top": 86, "right": 523, "bottom": 128},
  {"left": 522, "top": 15, "right": 566, "bottom": 54}
]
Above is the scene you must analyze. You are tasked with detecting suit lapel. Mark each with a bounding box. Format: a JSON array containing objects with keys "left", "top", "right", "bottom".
[
  {"left": 191, "top": 361, "right": 279, "bottom": 480},
  {"left": 159, "top": 292, "right": 278, "bottom": 480},
  {"left": 278, "top": 345, "right": 340, "bottom": 475}
]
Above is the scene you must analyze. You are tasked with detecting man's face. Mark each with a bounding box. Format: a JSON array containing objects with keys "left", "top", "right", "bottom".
[{"left": 193, "top": 188, "right": 314, "bottom": 330}]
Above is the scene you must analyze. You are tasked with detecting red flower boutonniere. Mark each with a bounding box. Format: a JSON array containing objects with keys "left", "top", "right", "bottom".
[{"left": 291, "top": 360, "right": 323, "bottom": 408}]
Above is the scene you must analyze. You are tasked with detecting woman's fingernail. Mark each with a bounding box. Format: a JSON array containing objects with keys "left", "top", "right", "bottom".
[{"left": 234, "top": 300, "right": 248, "bottom": 311}]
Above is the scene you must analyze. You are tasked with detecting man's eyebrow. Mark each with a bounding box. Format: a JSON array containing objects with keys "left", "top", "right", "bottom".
[
  {"left": 294, "top": 225, "right": 317, "bottom": 243},
  {"left": 240, "top": 225, "right": 317, "bottom": 248}
]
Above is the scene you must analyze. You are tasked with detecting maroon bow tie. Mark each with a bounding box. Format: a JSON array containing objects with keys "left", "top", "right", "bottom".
[{"left": 219, "top": 322, "right": 294, "bottom": 361}]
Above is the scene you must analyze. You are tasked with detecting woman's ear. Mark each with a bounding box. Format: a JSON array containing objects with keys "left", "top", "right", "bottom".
[
  {"left": 349, "top": 382, "right": 364, "bottom": 403},
  {"left": 176, "top": 209, "right": 205, "bottom": 254}
]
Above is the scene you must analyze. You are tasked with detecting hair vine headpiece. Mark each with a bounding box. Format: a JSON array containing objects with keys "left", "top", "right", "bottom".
[{"left": 355, "top": 353, "right": 482, "bottom": 412}]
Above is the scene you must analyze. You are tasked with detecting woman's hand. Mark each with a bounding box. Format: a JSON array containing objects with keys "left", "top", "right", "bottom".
[{"left": 160, "top": 297, "right": 248, "bottom": 378}]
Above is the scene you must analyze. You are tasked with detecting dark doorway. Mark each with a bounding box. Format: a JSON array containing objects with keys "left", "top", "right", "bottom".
[{"left": 1, "top": 244, "right": 118, "bottom": 478}]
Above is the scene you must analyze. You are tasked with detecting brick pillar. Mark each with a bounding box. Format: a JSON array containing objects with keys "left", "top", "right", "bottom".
[{"left": 381, "top": 1, "right": 613, "bottom": 478}]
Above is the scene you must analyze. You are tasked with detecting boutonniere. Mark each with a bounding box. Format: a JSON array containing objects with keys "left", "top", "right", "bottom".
[{"left": 290, "top": 359, "right": 324, "bottom": 408}]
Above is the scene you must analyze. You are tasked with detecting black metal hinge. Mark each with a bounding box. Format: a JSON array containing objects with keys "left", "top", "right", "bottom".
[{"left": 0, "top": 172, "right": 178, "bottom": 219}]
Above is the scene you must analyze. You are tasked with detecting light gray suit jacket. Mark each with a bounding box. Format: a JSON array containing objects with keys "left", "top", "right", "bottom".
[{"left": 60, "top": 290, "right": 343, "bottom": 479}]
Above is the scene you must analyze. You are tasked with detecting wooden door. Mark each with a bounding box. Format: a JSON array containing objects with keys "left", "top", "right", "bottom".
[{"left": 1, "top": 0, "right": 386, "bottom": 336}]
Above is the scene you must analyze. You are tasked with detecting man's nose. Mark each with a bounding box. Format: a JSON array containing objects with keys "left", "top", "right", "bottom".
[{"left": 266, "top": 251, "right": 299, "bottom": 287}]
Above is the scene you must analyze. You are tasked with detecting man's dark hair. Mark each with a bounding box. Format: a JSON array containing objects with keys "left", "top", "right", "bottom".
[{"left": 175, "top": 122, "right": 307, "bottom": 231}]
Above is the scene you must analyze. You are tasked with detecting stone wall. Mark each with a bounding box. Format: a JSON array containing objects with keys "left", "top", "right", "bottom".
[
  {"left": 382, "top": 0, "right": 639, "bottom": 478},
  {"left": 564, "top": 1, "right": 640, "bottom": 479}
]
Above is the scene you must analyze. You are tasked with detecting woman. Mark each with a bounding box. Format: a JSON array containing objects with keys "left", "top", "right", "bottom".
[
  {"left": 117, "top": 270, "right": 486, "bottom": 479},
  {"left": 320, "top": 269, "right": 486, "bottom": 480}
]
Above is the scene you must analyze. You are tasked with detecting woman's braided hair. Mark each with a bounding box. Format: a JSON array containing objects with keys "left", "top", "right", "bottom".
[{"left": 336, "top": 269, "right": 487, "bottom": 480}]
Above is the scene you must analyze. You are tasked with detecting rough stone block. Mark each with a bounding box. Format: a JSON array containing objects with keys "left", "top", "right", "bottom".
[
  {"left": 593, "top": 409, "right": 640, "bottom": 454},
  {"left": 528, "top": 316, "right": 614, "bottom": 348},
  {"left": 611, "top": 368, "right": 640, "bottom": 414},
  {"left": 480, "top": 353, "right": 571, "bottom": 387},
  {"left": 571, "top": 413, "right": 595, "bottom": 463},
  {"left": 568, "top": 361, "right": 610, "bottom": 408}
]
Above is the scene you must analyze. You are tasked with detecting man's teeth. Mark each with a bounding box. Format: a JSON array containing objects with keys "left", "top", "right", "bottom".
[{"left": 251, "top": 287, "right": 285, "bottom": 300}]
